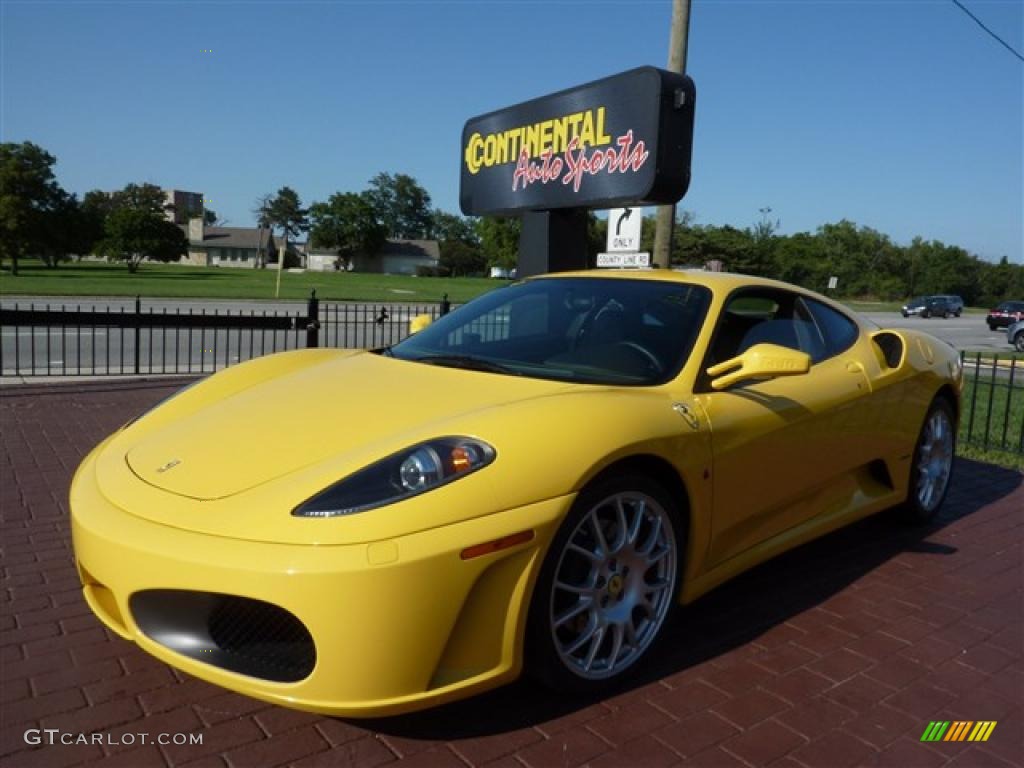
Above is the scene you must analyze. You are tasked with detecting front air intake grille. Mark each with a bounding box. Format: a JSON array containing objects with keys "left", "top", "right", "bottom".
[
  {"left": 208, "top": 596, "right": 316, "bottom": 682},
  {"left": 130, "top": 590, "right": 316, "bottom": 683}
]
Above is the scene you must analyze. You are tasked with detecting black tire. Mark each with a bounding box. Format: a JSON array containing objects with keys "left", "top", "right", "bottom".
[
  {"left": 526, "top": 473, "right": 683, "bottom": 693},
  {"left": 988, "top": 323, "right": 997, "bottom": 331},
  {"left": 900, "top": 398, "right": 956, "bottom": 524},
  {"left": 1014, "top": 333, "right": 1024, "bottom": 353},
  {"left": 921, "top": 309, "right": 931, "bottom": 319},
  {"left": 955, "top": 311, "right": 962, "bottom": 318}
]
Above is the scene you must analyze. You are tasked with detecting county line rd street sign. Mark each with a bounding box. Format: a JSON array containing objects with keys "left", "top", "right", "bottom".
[
  {"left": 596, "top": 252, "right": 651, "bottom": 268},
  {"left": 606, "top": 207, "right": 643, "bottom": 252},
  {"left": 460, "top": 67, "right": 696, "bottom": 216}
]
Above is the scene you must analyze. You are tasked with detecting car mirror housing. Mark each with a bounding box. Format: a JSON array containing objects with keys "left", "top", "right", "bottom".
[
  {"left": 707, "top": 343, "right": 811, "bottom": 391},
  {"left": 409, "top": 314, "right": 434, "bottom": 335}
]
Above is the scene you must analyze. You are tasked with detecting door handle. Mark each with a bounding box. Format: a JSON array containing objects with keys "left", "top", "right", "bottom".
[{"left": 672, "top": 402, "right": 701, "bottom": 430}]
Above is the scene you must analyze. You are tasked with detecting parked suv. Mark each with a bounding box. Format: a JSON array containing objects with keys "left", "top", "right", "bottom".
[
  {"left": 987, "top": 301, "right": 1024, "bottom": 331},
  {"left": 1008, "top": 320, "right": 1024, "bottom": 352},
  {"left": 901, "top": 295, "right": 958, "bottom": 318}
]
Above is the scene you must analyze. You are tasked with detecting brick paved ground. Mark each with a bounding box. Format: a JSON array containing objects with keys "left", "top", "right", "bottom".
[{"left": 1, "top": 379, "right": 1022, "bottom": 768}]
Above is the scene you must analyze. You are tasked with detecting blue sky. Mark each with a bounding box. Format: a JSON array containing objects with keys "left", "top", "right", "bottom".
[{"left": 2, "top": 0, "right": 1021, "bottom": 262}]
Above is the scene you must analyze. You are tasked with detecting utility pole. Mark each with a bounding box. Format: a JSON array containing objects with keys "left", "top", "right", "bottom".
[{"left": 652, "top": 0, "right": 692, "bottom": 269}]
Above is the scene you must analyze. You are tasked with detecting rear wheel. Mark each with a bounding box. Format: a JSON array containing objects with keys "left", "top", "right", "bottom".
[
  {"left": 901, "top": 398, "right": 956, "bottom": 523},
  {"left": 527, "top": 474, "right": 682, "bottom": 692},
  {"left": 1014, "top": 332, "right": 1024, "bottom": 353}
]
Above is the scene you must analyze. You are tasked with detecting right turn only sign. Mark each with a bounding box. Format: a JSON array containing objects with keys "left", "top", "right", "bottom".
[{"left": 607, "top": 207, "right": 642, "bottom": 252}]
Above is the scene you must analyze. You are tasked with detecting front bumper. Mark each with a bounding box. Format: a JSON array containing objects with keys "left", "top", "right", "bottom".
[{"left": 70, "top": 444, "right": 571, "bottom": 716}]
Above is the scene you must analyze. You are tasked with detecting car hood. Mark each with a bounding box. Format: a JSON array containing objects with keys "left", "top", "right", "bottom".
[{"left": 123, "top": 349, "right": 575, "bottom": 501}]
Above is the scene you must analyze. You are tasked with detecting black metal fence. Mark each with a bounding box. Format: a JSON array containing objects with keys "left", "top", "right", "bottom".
[
  {"left": 2, "top": 297, "right": 1021, "bottom": 457},
  {"left": 0, "top": 292, "right": 450, "bottom": 377},
  {"left": 960, "top": 352, "right": 1023, "bottom": 456}
]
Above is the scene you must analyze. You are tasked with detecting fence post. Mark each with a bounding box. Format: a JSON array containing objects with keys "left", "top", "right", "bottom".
[
  {"left": 134, "top": 296, "right": 141, "bottom": 375},
  {"left": 440, "top": 293, "right": 451, "bottom": 316},
  {"left": 306, "top": 289, "right": 320, "bottom": 348}
]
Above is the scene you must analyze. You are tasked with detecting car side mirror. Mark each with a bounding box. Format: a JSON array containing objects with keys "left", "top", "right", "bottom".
[
  {"left": 707, "top": 343, "right": 811, "bottom": 391},
  {"left": 409, "top": 314, "right": 433, "bottom": 335}
]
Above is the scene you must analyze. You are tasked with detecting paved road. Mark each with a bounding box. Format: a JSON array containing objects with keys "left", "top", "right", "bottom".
[
  {"left": 860, "top": 312, "right": 1013, "bottom": 355},
  {"left": 1, "top": 380, "right": 1021, "bottom": 767}
]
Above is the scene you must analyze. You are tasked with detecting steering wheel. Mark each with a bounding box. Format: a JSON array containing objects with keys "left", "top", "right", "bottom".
[{"left": 612, "top": 341, "right": 664, "bottom": 374}]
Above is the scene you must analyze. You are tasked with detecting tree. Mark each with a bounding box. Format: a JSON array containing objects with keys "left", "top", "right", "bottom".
[
  {"left": 365, "top": 172, "right": 434, "bottom": 239},
  {"left": 477, "top": 217, "right": 521, "bottom": 272},
  {"left": 440, "top": 240, "right": 486, "bottom": 276},
  {"left": 203, "top": 209, "right": 219, "bottom": 226},
  {"left": 97, "top": 206, "right": 186, "bottom": 272},
  {"left": 433, "top": 210, "right": 484, "bottom": 276},
  {"left": 252, "top": 194, "right": 274, "bottom": 268},
  {"left": 262, "top": 186, "right": 308, "bottom": 263},
  {"left": 80, "top": 189, "right": 115, "bottom": 255},
  {"left": 111, "top": 183, "right": 169, "bottom": 216},
  {"left": 39, "top": 192, "right": 88, "bottom": 267},
  {"left": 309, "top": 192, "right": 386, "bottom": 270},
  {"left": 0, "top": 141, "right": 67, "bottom": 275},
  {"left": 433, "top": 210, "right": 479, "bottom": 245}
]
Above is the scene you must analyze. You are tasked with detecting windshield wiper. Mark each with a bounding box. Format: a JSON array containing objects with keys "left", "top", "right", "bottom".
[{"left": 413, "top": 354, "right": 521, "bottom": 375}]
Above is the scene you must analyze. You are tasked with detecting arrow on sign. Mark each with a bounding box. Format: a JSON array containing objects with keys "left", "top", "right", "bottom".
[{"left": 615, "top": 208, "right": 633, "bottom": 236}]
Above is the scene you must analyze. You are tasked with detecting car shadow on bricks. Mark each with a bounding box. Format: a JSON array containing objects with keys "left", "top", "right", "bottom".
[{"left": 361, "top": 457, "right": 1021, "bottom": 740}]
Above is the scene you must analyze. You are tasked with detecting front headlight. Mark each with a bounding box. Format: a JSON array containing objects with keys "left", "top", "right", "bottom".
[{"left": 292, "top": 437, "right": 496, "bottom": 518}]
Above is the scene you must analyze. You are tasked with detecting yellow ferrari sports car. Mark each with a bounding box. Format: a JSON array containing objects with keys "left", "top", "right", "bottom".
[{"left": 71, "top": 270, "right": 962, "bottom": 716}]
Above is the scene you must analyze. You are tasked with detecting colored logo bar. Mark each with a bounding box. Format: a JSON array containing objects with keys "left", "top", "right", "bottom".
[{"left": 921, "top": 721, "right": 997, "bottom": 742}]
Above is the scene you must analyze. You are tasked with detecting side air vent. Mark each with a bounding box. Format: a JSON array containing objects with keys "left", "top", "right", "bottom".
[{"left": 872, "top": 331, "right": 904, "bottom": 369}]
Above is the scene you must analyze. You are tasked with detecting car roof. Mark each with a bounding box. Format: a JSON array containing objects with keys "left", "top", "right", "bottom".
[
  {"left": 531, "top": 267, "right": 806, "bottom": 293},
  {"left": 526, "top": 268, "right": 865, "bottom": 324}
]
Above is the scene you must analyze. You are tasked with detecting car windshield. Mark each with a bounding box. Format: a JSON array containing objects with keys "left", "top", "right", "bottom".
[{"left": 388, "top": 277, "right": 712, "bottom": 385}]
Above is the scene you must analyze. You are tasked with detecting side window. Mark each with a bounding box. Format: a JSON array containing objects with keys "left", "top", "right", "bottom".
[
  {"left": 803, "top": 298, "right": 859, "bottom": 358},
  {"left": 707, "top": 289, "right": 831, "bottom": 366},
  {"left": 706, "top": 292, "right": 780, "bottom": 365}
]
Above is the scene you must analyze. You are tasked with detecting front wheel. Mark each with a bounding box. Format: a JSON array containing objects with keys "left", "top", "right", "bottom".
[
  {"left": 1014, "top": 333, "right": 1024, "bottom": 353},
  {"left": 527, "top": 475, "right": 682, "bottom": 692},
  {"left": 901, "top": 398, "right": 956, "bottom": 523}
]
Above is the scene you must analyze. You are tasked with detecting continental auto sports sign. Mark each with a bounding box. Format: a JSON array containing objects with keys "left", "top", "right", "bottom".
[{"left": 460, "top": 67, "right": 695, "bottom": 216}]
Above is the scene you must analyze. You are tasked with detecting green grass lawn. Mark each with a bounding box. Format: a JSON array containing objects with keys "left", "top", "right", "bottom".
[
  {"left": 0, "top": 260, "right": 500, "bottom": 304},
  {"left": 959, "top": 376, "right": 1024, "bottom": 470}
]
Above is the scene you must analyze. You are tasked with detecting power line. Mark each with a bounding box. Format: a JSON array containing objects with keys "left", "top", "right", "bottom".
[{"left": 951, "top": 0, "right": 1024, "bottom": 63}]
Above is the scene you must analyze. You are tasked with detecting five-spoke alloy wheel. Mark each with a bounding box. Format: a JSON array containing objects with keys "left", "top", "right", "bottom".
[{"left": 528, "top": 474, "right": 681, "bottom": 690}]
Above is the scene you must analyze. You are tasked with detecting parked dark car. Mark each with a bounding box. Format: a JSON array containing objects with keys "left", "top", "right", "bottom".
[
  {"left": 987, "top": 301, "right": 1024, "bottom": 331},
  {"left": 901, "top": 295, "right": 958, "bottom": 319},
  {"left": 936, "top": 295, "right": 964, "bottom": 316},
  {"left": 1007, "top": 320, "right": 1024, "bottom": 352}
]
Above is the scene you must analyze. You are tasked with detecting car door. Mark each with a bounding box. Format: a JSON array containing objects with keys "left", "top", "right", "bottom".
[{"left": 694, "top": 288, "right": 871, "bottom": 567}]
